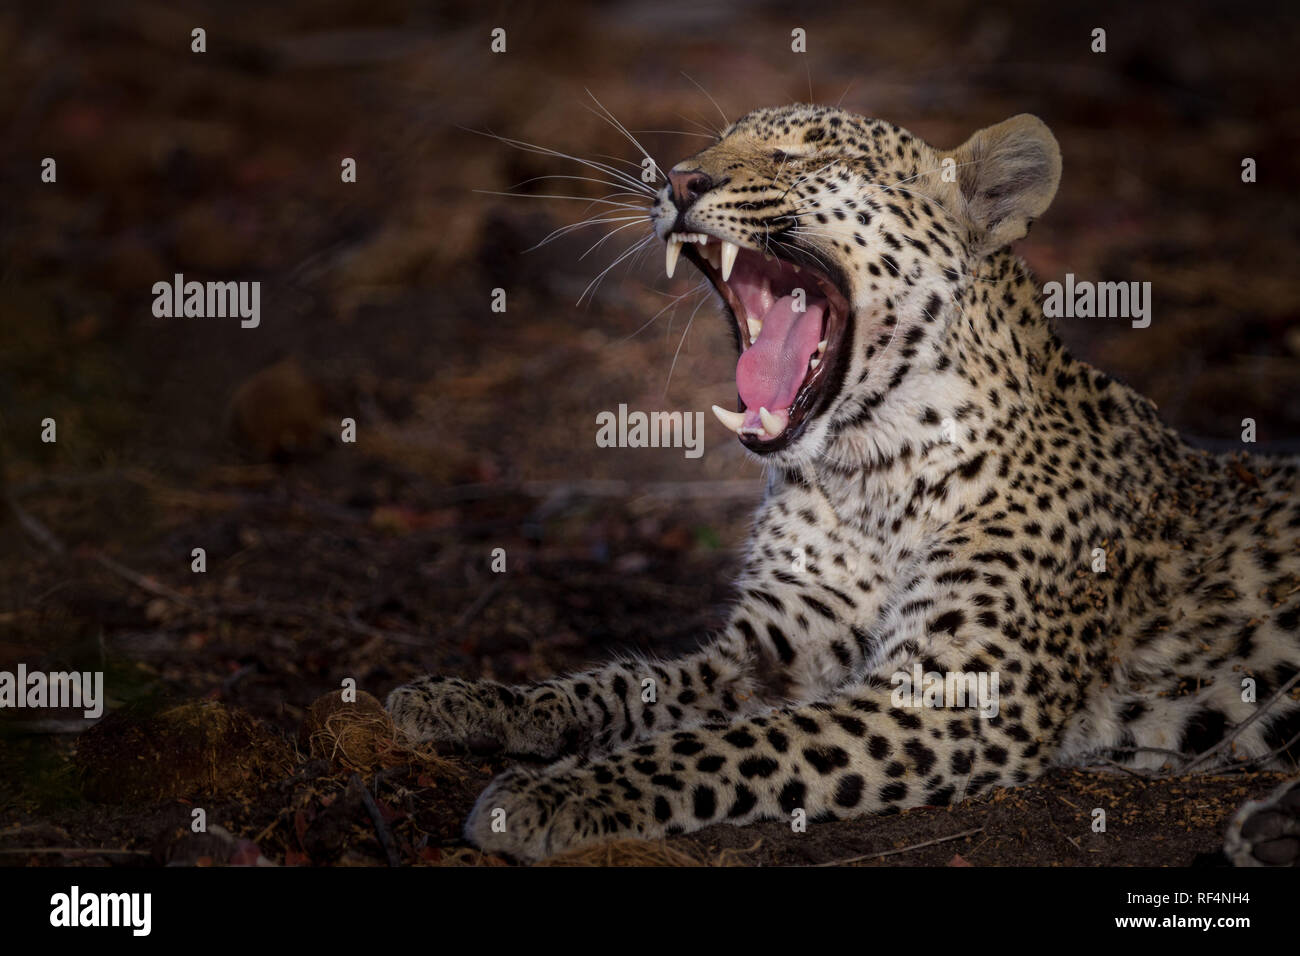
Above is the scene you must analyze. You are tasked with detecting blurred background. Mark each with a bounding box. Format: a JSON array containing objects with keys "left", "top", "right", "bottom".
[{"left": 1, "top": 0, "right": 1298, "bottom": 794}]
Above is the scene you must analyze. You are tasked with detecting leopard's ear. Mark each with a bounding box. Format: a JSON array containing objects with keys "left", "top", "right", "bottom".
[{"left": 941, "top": 114, "right": 1061, "bottom": 253}]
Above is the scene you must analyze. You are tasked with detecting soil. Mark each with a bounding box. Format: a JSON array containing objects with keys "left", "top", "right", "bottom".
[{"left": 2, "top": 0, "right": 1298, "bottom": 866}]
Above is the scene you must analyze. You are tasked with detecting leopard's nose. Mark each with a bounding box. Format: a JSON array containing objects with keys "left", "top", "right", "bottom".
[{"left": 668, "top": 169, "right": 714, "bottom": 210}]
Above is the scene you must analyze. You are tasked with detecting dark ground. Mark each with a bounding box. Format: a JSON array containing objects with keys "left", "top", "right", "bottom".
[{"left": 2, "top": 0, "right": 1299, "bottom": 866}]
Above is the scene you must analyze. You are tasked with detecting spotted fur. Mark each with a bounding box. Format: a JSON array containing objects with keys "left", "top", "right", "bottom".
[{"left": 388, "top": 106, "right": 1300, "bottom": 862}]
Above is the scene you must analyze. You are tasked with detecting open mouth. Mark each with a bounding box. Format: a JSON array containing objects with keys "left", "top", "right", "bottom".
[{"left": 666, "top": 231, "right": 852, "bottom": 453}]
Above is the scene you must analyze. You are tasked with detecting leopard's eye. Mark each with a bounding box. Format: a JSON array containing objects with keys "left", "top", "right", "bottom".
[{"left": 772, "top": 147, "right": 816, "bottom": 164}]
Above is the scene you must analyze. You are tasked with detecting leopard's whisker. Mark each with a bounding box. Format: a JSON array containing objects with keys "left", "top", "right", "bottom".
[
  {"left": 680, "top": 71, "right": 730, "bottom": 134},
  {"left": 466, "top": 127, "right": 656, "bottom": 195},
  {"left": 502, "top": 173, "right": 653, "bottom": 201},
  {"left": 621, "top": 280, "right": 711, "bottom": 343},
  {"left": 576, "top": 232, "right": 655, "bottom": 306},
  {"left": 631, "top": 128, "right": 722, "bottom": 140},
  {"left": 577, "top": 218, "right": 653, "bottom": 262},
  {"left": 662, "top": 279, "right": 711, "bottom": 396},
  {"left": 672, "top": 111, "right": 725, "bottom": 142},
  {"left": 527, "top": 214, "right": 651, "bottom": 254},
  {"left": 583, "top": 89, "right": 665, "bottom": 184},
  {"left": 473, "top": 189, "right": 645, "bottom": 209}
]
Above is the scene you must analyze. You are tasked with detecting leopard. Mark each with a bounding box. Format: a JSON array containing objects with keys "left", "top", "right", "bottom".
[{"left": 388, "top": 105, "right": 1300, "bottom": 864}]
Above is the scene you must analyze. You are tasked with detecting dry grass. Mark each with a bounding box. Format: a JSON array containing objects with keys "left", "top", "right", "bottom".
[
  {"left": 535, "top": 839, "right": 707, "bottom": 867},
  {"left": 301, "top": 690, "right": 464, "bottom": 779}
]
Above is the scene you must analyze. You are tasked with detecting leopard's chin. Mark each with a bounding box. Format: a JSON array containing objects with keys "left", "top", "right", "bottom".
[{"left": 666, "top": 233, "right": 853, "bottom": 455}]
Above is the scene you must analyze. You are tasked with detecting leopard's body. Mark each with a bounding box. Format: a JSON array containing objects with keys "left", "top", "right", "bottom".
[{"left": 389, "top": 105, "right": 1300, "bottom": 862}]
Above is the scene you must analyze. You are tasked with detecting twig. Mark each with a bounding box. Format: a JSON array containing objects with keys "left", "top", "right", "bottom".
[
  {"left": 333, "top": 609, "right": 428, "bottom": 647},
  {"left": 6, "top": 495, "right": 65, "bottom": 554},
  {"left": 814, "top": 827, "right": 984, "bottom": 866},
  {"left": 1091, "top": 756, "right": 1156, "bottom": 779},
  {"left": 12, "top": 492, "right": 431, "bottom": 646},
  {"left": 452, "top": 578, "right": 506, "bottom": 632},
  {"left": 11, "top": 469, "right": 133, "bottom": 497},
  {"left": 252, "top": 808, "right": 292, "bottom": 846},
  {"left": 352, "top": 774, "right": 400, "bottom": 867},
  {"left": 1183, "top": 670, "right": 1300, "bottom": 773},
  {"left": 92, "top": 552, "right": 200, "bottom": 611},
  {"left": 1, "top": 717, "right": 99, "bottom": 734},
  {"left": 0, "top": 847, "right": 150, "bottom": 857},
  {"left": 1104, "top": 745, "right": 1190, "bottom": 762},
  {"left": 1230, "top": 727, "right": 1300, "bottom": 772},
  {"left": 8, "top": 495, "right": 205, "bottom": 611}
]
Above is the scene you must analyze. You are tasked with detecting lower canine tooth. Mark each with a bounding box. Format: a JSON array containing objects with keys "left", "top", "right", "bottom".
[
  {"left": 710, "top": 404, "right": 746, "bottom": 433},
  {"left": 759, "top": 406, "right": 785, "bottom": 436},
  {"left": 720, "top": 240, "right": 739, "bottom": 281},
  {"left": 809, "top": 357, "right": 820, "bottom": 369},
  {"left": 747, "top": 318, "right": 762, "bottom": 343},
  {"left": 665, "top": 239, "right": 682, "bottom": 278}
]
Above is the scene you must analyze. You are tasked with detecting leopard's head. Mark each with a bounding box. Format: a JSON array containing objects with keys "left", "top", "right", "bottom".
[{"left": 650, "top": 106, "right": 1060, "bottom": 467}]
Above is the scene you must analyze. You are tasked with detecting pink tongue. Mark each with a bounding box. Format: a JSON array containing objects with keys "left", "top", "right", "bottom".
[{"left": 736, "top": 296, "right": 825, "bottom": 412}]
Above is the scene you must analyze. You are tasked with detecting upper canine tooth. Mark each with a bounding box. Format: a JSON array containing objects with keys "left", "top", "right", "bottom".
[
  {"left": 816, "top": 339, "right": 828, "bottom": 353},
  {"left": 666, "top": 238, "right": 682, "bottom": 279},
  {"left": 747, "top": 317, "right": 762, "bottom": 343},
  {"left": 720, "top": 241, "right": 739, "bottom": 282},
  {"left": 710, "top": 404, "right": 746, "bottom": 433}
]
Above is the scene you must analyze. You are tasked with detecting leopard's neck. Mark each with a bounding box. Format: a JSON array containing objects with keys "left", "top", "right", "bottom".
[{"left": 782, "top": 248, "right": 1201, "bottom": 549}]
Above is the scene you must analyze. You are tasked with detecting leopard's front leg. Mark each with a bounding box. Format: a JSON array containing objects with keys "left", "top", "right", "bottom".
[
  {"left": 464, "top": 681, "right": 1048, "bottom": 862},
  {"left": 386, "top": 632, "right": 760, "bottom": 758},
  {"left": 387, "top": 576, "right": 883, "bottom": 759},
  {"left": 388, "top": 480, "right": 899, "bottom": 758}
]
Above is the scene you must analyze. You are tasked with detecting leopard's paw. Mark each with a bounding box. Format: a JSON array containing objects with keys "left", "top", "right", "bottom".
[
  {"left": 464, "top": 763, "right": 641, "bottom": 863},
  {"left": 1225, "top": 776, "right": 1300, "bottom": 867},
  {"left": 386, "top": 676, "right": 578, "bottom": 757},
  {"left": 385, "top": 676, "right": 512, "bottom": 754}
]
